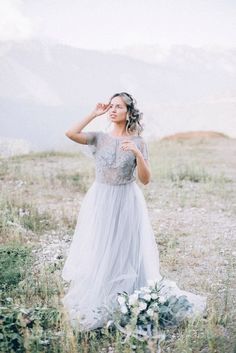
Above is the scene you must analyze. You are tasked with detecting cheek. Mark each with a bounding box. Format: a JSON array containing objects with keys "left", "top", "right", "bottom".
[{"left": 118, "top": 109, "right": 127, "bottom": 116}]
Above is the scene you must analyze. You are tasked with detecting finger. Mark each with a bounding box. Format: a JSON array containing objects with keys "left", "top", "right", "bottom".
[{"left": 122, "top": 141, "right": 132, "bottom": 145}]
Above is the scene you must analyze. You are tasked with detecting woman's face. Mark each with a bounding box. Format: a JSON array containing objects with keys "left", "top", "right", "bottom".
[{"left": 108, "top": 96, "right": 128, "bottom": 123}]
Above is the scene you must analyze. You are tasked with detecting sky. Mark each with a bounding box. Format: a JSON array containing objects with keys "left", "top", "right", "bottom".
[{"left": 0, "top": 0, "right": 236, "bottom": 51}]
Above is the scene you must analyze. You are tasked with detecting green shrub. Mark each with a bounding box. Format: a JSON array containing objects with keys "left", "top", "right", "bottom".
[
  {"left": 0, "top": 244, "right": 33, "bottom": 290},
  {"left": 0, "top": 299, "right": 62, "bottom": 353}
]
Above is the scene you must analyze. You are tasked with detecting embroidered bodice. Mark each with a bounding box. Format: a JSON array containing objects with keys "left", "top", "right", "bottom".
[{"left": 83, "top": 131, "right": 149, "bottom": 185}]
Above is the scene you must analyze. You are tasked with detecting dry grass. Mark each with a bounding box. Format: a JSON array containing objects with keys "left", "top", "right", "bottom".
[{"left": 0, "top": 135, "right": 235, "bottom": 352}]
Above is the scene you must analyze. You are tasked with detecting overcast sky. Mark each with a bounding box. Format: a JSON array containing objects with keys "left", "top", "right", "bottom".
[{"left": 0, "top": 0, "right": 236, "bottom": 51}]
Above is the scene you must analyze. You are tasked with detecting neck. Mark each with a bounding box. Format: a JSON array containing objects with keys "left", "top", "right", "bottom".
[{"left": 111, "top": 123, "right": 128, "bottom": 136}]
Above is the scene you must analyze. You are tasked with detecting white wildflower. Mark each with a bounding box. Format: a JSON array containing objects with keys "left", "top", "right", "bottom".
[
  {"left": 159, "top": 296, "right": 166, "bottom": 304},
  {"left": 19, "top": 208, "right": 30, "bottom": 217}
]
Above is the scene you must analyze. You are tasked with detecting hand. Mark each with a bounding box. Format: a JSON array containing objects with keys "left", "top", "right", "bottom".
[
  {"left": 120, "top": 140, "right": 141, "bottom": 157},
  {"left": 91, "top": 103, "right": 111, "bottom": 117}
]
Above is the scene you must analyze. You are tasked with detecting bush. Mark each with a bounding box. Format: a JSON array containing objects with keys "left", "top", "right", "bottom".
[
  {"left": 0, "top": 299, "right": 62, "bottom": 353},
  {"left": 0, "top": 244, "right": 33, "bottom": 291}
]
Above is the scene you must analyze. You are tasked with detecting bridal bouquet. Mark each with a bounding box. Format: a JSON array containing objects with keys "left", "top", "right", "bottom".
[{"left": 105, "top": 278, "right": 193, "bottom": 342}]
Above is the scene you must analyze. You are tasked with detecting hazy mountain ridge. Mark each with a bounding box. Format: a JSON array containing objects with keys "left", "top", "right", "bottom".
[
  {"left": 0, "top": 39, "right": 235, "bottom": 151},
  {"left": 109, "top": 43, "right": 236, "bottom": 73}
]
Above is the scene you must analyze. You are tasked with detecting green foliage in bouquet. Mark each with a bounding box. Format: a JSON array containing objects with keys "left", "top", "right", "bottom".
[
  {"left": 105, "top": 278, "right": 193, "bottom": 342},
  {"left": 158, "top": 294, "right": 193, "bottom": 327}
]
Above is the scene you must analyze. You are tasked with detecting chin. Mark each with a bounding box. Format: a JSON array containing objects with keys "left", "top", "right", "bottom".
[{"left": 112, "top": 117, "right": 124, "bottom": 121}]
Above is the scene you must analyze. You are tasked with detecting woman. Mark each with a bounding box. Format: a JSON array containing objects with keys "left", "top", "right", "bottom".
[{"left": 61, "top": 92, "right": 207, "bottom": 331}]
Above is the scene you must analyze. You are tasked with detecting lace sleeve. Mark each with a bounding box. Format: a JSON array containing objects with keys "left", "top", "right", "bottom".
[
  {"left": 138, "top": 139, "right": 149, "bottom": 160},
  {"left": 77, "top": 131, "right": 99, "bottom": 159},
  {"left": 83, "top": 131, "right": 98, "bottom": 146}
]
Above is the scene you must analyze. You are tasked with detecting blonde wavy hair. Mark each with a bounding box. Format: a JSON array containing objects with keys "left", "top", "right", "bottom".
[{"left": 109, "top": 92, "right": 144, "bottom": 135}]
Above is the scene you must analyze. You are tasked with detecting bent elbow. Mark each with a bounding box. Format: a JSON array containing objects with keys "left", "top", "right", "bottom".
[
  {"left": 142, "top": 178, "right": 150, "bottom": 185},
  {"left": 142, "top": 172, "right": 151, "bottom": 185}
]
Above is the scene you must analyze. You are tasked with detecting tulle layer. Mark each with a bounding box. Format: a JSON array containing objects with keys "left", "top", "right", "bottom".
[{"left": 61, "top": 180, "right": 207, "bottom": 331}]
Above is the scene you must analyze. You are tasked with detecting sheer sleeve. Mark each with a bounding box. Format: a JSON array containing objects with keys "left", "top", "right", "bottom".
[
  {"left": 138, "top": 139, "right": 149, "bottom": 160},
  {"left": 83, "top": 131, "right": 98, "bottom": 146},
  {"left": 77, "top": 131, "right": 99, "bottom": 159}
]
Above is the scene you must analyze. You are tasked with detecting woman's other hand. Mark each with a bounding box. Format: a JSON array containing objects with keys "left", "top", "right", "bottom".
[
  {"left": 120, "top": 140, "right": 141, "bottom": 158},
  {"left": 121, "top": 140, "right": 151, "bottom": 184}
]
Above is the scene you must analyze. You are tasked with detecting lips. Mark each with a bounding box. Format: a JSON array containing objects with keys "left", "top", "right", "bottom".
[{"left": 110, "top": 114, "right": 117, "bottom": 117}]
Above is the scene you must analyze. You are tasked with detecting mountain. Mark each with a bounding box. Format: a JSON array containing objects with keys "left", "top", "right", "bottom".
[{"left": 0, "top": 39, "right": 235, "bottom": 153}]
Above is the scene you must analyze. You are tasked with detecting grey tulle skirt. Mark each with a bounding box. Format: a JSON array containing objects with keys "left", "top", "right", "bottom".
[{"left": 61, "top": 180, "right": 207, "bottom": 331}]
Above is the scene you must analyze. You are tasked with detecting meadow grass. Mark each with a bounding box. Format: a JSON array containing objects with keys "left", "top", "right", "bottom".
[{"left": 0, "top": 137, "right": 235, "bottom": 352}]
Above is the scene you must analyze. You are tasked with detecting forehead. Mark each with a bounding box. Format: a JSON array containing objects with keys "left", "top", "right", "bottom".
[{"left": 110, "top": 96, "right": 126, "bottom": 105}]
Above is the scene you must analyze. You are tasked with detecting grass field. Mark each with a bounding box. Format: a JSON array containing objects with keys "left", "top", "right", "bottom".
[{"left": 0, "top": 135, "right": 235, "bottom": 353}]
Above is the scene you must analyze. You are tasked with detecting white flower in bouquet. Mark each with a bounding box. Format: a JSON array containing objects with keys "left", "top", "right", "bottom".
[
  {"left": 134, "top": 289, "right": 141, "bottom": 295},
  {"left": 140, "top": 286, "right": 151, "bottom": 293},
  {"left": 151, "top": 293, "right": 158, "bottom": 300},
  {"left": 128, "top": 293, "right": 139, "bottom": 305},
  {"left": 120, "top": 304, "right": 128, "bottom": 314},
  {"left": 106, "top": 277, "right": 193, "bottom": 344},
  {"left": 117, "top": 295, "right": 126, "bottom": 305},
  {"left": 143, "top": 293, "right": 152, "bottom": 301},
  {"left": 138, "top": 301, "right": 147, "bottom": 311},
  {"left": 133, "top": 306, "right": 141, "bottom": 315},
  {"left": 146, "top": 308, "right": 154, "bottom": 317}
]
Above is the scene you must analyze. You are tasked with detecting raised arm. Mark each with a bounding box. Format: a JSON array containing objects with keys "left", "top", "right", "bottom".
[{"left": 65, "top": 103, "right": 111, "bottom": 145}]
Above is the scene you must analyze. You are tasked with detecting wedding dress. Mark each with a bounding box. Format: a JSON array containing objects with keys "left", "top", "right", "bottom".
[{"left": 61, "top": 131, "right": 207, "bottom": 331}]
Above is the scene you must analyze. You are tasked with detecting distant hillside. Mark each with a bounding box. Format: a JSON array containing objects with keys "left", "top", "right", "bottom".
[{"left": 161, "top": 130, "right": 229, "bottom": 141}]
